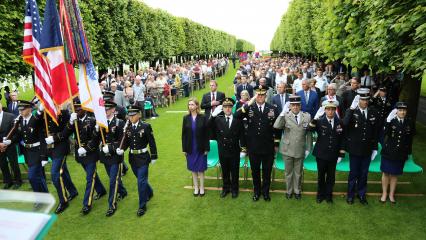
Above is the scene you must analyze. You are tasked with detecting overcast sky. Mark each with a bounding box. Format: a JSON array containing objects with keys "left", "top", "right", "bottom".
[{"left": 142, "top": 0, "right": 290, "bottom": 51}]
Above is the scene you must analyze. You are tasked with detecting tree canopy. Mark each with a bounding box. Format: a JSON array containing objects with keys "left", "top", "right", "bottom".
[
  {"left": 0, "top": 0, "right": 255, "bottom": 82},
  {"left": 270, "top": 0, "right": 425, "bottom": 77}
]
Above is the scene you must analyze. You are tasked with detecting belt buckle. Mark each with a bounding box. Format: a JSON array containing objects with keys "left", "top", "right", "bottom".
[{"left": 47, "top": 143, "right": 54, "bottom": 149}]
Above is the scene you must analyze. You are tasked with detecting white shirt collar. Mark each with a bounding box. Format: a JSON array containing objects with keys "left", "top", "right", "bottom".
[{"left": 256, "top": 103, "right": 265, "bottom": 109}]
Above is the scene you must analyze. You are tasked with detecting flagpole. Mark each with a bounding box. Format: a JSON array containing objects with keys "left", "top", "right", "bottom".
[{"left": 100, "top": 126, "right": 106, "bottom": 145}]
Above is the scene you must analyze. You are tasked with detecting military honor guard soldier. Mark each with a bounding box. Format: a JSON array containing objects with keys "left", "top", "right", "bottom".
[
  {"left": 3, "top": 100, "right": 48, "bottom": 194},
  {"left": 116, "top": 105, "right": 158, "bottom": 217},
  {"left": 64, "top": 99, "right": 107, "bottom": 215},
  {"left": 39, "top": 104, "right": 78, "bottom": 214},
  {"left": 99, "top": 100, "right": 128, "bottom": 216}
]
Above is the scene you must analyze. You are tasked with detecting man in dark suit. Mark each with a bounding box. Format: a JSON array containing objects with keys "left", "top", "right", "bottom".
[
  {"left": 0, "top": 102, "right": 21, "bottom": 189},
  {"left": 235, "top": 86, "right": 280, "bottom": 202},
  {"left": 272, "top": 83, "right": 290, "bottom": 113},
  {"left": 236, "top": 73, "right": 253, "bottom": 100},
  {"left": 343, "top": 88, "right": 379, "bottom": 205},
  {"left": 341, "top": 77, "right": 360, "bottom": 113},
  {"left": 309, "top": 100, "right": 345, "bottom": 203},
  {"left": 297, "top": 80, "right": 319, "bottom": 119},
  {"left": 209, "top": 98, "right": 246, "bottom": 198},
  {"left": 7, "top": 91, "right": 19, "bottom": 117},
  {"left": 201, "top": 80, "right": 225, "bottom": 119}
]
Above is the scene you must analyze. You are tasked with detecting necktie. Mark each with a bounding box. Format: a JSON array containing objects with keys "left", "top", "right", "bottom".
[
  {"left": 329, "top": 119, "right": 333, "bottom": 129},
  {"left": 362, "top": 110, "right": 366, "bottom": 119},
  {"left": 281, "top": 94, "right": 284, "bottom": 107},
  {"left": 305, "top": 91, "right": 309, "bottom": 102},
  {"left": 259, "top": 106, "right": 262, "bottom": 113},
  {"left": 226, "top": 117, "right": 230, "bottom": 128},
  {"left": 24, "top": 119, "right": 27, "bottom": 127},
  {"left": 133, "top": 125, "right": 136, "bottom": 131},
  {"left": 400, "top": 120, "right": 403, "bottom": 125},
  {"left": 295, "top": 115, "right": 298, "bottom": 124},
  {"left": 243, "top": 85, "right": 246, "bottom": 90},
  {"left": 212, "top": 92, "right": 216, "bottom": 111},
  {"left": 107, "top": 120, "right": 111, "bottom": 127}
]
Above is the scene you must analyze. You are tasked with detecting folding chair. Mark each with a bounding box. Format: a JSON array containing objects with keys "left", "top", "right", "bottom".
[{"left": 207, "top": 140, "right": 221, "bottom": 187}]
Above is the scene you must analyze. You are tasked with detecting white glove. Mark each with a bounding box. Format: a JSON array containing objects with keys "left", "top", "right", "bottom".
[
  {"left": 305, "top": 150, "right": 310, "bottom": 158},
  {"left": 280, "top": 102, "right": 290, "bottom": 116},
  {"left": 337, "top": 157, "right": 342, "bottom": 163},
  {"left": 69, "top": 113, "right": 77, "bottom": 125},
  {"left": 102, "top": 145, "right": 109, "bottom": 154},
  {"left": 38, "top": 104, "right": 44, "bottom": 113},
  {"left": 371, "top": 150, "right": 378, "bottom": 161},
  {"left": 386, "top": 109, "right": 397, "bottom": 123},
  {"left": 116, "top": 148, "right": 124, "bottom": 155},
  {"left": 350, "top": 95, "right": 360, "bottom": 110},
  {"left": 45, "top": 136, "right": 54, "bottom": 145},
  {"left": 95, "top": 125, "right": 100, "bottom": 132},
  {"left": 211, "top": 105, "right": 223, "bottom": 117},
  {"left": 3, "top": 137, "right": 11, "bottom": 146},
  {"left": 151, "top": 159, "right": 157, "bottom": 165},
  {"left": 41, "top": 160, "right": 48, "bottom": 167},
  {"left": 314, "top": 106, "right": 325, "bottom": 120},
  {"left": 240, "top": 152, "right": 247, "bottom": 158},
  {"left": 77, "top": 147, "right": 87, "bottom": 156}
]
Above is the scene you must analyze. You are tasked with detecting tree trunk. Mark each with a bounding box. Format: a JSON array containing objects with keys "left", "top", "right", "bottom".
[{"left": 399, "top": 72, "right": 421, "bottom": 130}]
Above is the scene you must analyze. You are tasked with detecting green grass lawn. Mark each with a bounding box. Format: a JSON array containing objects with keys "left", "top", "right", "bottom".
[{"left": 4, "top": 64, "right": 426, "bottom": 240}]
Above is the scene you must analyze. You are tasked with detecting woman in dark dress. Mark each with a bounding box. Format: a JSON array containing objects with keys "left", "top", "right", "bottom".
[
  {"left": 380, "top": 102, "right": 413, "bottom": 204},
  {"left": 181, "top": 98, "right": 209, "bottom": 196}
]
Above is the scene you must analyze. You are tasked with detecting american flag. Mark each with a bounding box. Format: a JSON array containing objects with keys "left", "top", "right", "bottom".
[{"left": 22, "top": 0, "right": 58, "bottom": 122}]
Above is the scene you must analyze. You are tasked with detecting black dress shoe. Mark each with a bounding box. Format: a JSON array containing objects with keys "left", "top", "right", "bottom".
[
  {"left": 137, "top": 206, "right": 146, "bottom": 217},
  {"left": 326, "top": 198, "right": 333, "bottom": 204},
  {"left": 295, "top": 193, "right": 302, "bottom": 200},
  {"left": 106, "top": 208, "right": 116, "bottom": 217},
  {"left": 316, "top": 197, "right": 323, "bottom": 204},
  {"left": 12, "top": 183, "right": 22, "bottom": 190},
  {"left": 252, "top": 194, "right": 260, "bottom": 201},
  {"left": 379, "top": 198, "right": 386, "bottom": 204},
  {"left": 81, "top": 206, "right": 91, "bottom": 215},
  {"left": 285, "top": 193, "right": 293, "bottom": 199},
  {"left": 199, "top": 191, "right": 205, "bottom": 197},
  {"left": 118, "top": 192, "right": 128, "bottom": 201},
  {"left": 359, "top": 196, "right": 368, "bottom": 205},
  {"left": 231, "top": 192, "right": 238, "bottom": 199},
  {"left": 220, "top": 190, "right": 230, "bottom": 198},
  {"left": 263, "top": 194, "right": 271, "bottom": 202},
  {"left": 193, "top": 190, "right": 199, "bottom": 197},
  {"left": 94, "top": 191, "right": 107, "bottom": 200},
  {"left": 68, "top": 193, "right": 78, "bottom": 202},
  {"left": 3, "top": 183, "right": 13, "bottom": 189},
  {"left": 346, "top": 197, "right": 354, "bottom": 205},
  {"left": 54, "top": 202, "right": 69, "bottom": 214}
]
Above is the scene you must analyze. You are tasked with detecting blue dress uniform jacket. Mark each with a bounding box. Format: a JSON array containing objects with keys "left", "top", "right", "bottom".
[
  {"left": 64, "top": 115, "right": 100, "bottom": 164},
  {"left": 235, "top": 103, "right": 280, "bottom": 154},
  {"left": 309, "top": 115, "right": 345, "bottom": 160},
  {"left": 121, "top": 121, "right": 157, "bottom": 168},
  {"left": 208, "top": 114, "right": 246, "bottom": 157},
  {"left": 381, "top": 118, "right": 413, "bottom": 162},
  {"left": 99, "top": 117, "right": 125, "bottom": 165},
  {"left": 40, "top": 110, "right": 70, "bottom": 158},
  {"left": 342, "top": 107, "right": 379, "bottom": 157},
  {"left": 12, "top": 115, "right": 44, "bottom": 167}
]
